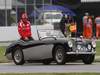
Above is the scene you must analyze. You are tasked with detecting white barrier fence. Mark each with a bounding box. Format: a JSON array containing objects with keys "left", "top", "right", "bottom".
[{"left": 0, "top": 24, "right": 54, "bottom": 42}]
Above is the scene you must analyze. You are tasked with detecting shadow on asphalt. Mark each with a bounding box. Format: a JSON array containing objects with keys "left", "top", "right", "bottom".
[{"left": 3, "top": 62, "right": 97, "bottom": 66}]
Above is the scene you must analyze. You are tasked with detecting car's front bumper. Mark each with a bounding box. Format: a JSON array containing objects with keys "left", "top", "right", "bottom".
[{"left": 66, "top": 51, "right": 96, "bottom": 54}]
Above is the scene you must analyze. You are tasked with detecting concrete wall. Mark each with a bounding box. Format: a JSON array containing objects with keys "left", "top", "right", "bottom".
[{"left": 0, "top": 24, "right": 54, "bottom": 42}]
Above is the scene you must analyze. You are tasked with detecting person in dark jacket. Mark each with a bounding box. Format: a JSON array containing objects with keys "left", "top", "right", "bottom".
[
  {"left": 60, "top": 14, "right": 73, "bottom": 37},
  {"left": 60, "top": 14, "right": 68, "bottom": 35}
]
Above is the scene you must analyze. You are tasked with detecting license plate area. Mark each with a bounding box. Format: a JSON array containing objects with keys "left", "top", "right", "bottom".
[{"left": 78, "top": 47, "right": 88, "bottom": 52}]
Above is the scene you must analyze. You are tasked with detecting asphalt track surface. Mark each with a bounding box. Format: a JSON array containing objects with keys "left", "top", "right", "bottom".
[{"left": 0, "top": 62, "right": 100, "bottom": 73}]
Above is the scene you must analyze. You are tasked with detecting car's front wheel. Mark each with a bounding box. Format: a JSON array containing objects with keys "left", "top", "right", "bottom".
[
  {"left": 54, "top": 45, "right": 66, "bottom": 65},
  {"left": 12, "top": 47, "right": 25, "bottom": 65},
  {"left": 82, "top": 54, "right": 95, "bottom": 64}
]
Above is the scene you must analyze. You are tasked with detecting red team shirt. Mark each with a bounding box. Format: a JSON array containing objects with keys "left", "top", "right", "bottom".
[{"left": 18, "top": 20, "right": 32, "bottom": 40}]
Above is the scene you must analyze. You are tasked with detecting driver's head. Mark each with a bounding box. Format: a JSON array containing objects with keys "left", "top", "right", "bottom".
[{"left": 21, "top": 12, "right": 28, "bottom": 23}]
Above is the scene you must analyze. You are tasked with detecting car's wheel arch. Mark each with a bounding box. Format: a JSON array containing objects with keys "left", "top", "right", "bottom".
[
  {"left": 5, "top": 44, "right": 23, "bottom": 56},
  {"left": 52, "top": 43, "right": 68, "bottom": 58},
  {"left": 11, "top": 44, "right": 23, "bottom": 53}
]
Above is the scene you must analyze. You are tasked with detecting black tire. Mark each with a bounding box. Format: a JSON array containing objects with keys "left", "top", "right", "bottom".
[
  {"left": 82, "top": 54, "right": 95, "bottom": 64},
  {"left": 43, "top": 60, "right": 52, "bottom": 65},
  {"left": 12, "top": 47, "right": 25, "bottom": 65},
  {"left": 54, "top": 45, "right": 66, "bottom": 65}
]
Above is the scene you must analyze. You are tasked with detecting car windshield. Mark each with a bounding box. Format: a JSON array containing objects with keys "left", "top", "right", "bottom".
[
  {"left": 38, "top": 30, "right": 64, "bottom": 39},
  {"left": 45, "top": 14, "right": 62, "bottom": 19}
]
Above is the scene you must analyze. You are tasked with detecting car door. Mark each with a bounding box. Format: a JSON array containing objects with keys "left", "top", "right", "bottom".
[{"left": 23, "top": 42, "right": 53, "bottom": 60}]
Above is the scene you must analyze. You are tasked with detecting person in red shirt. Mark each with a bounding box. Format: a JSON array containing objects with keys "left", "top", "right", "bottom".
[
  {"left": 95, "top": 16, "right": 100, "bottom": 39},
  {"left": 83, "top": 13, "right": 93, "bottom": 39},
  {"left": 18, "top": 12, "right": 33, "bottom": 41}
]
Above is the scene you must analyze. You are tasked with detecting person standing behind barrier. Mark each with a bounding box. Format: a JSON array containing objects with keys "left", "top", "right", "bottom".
[
  {"left": 83, "top": 13, "right": 93, "bottom": 39},
  {"left": 60, "top": 14, "right": 68, "bottom": 36},
  {"left": 69, "top": 20, "right": 77, "bottom": 36},
  {"left": 95, "top": 16, "right": 100, "bottom": 39},
  {"left": 64, "top": 15, "right": 72, "bottom": 37},
  {"left": 60, "top": 14, "right": 73, "bottom": 37}
]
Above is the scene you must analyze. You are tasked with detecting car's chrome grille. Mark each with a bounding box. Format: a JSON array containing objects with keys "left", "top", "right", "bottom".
[
  {"left": 76, "top": 43, "right": 92, "bottom": 52},
  {"left": 78, "top": 46, "right": 88, "bottom": 52}
]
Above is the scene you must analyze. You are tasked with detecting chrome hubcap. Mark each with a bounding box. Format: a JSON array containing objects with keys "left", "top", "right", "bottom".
[
  {"left": 56, "top": 49, "right": 63, "bottom": 63},
  {"left": 14, "top": 50, "right": 22, "bottom": 63}
]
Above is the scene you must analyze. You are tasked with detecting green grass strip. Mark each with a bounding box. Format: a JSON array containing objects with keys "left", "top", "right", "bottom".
[{"left": 0, "top": 73, "right": 100, "bottom": 75}]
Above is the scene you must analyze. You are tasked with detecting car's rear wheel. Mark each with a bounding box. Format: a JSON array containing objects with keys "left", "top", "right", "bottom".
[
  {"left": 12, "top": 47, "right": 25, "bottom": 65},
  {"left": 82, "top": 54, "right": 95, "bottom": 64},
  {"left": 54, "top": 45, "right": 66, "bottom": 65}
]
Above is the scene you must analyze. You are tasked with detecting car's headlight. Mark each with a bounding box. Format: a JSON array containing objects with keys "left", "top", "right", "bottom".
[
  {"left": 68, "top": 40, "right": 73, "bottom": 48},
  {"left": 77, "top": 44, "right": 81, "bottom": 50},
  {"left": 92, "top": 41, "right": 96, "bottom": 48},
  {"left": 87, "top": 44, "right": 92, "bottom": 50}
]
